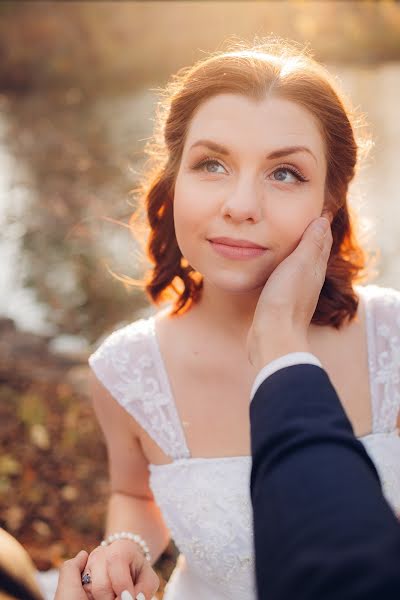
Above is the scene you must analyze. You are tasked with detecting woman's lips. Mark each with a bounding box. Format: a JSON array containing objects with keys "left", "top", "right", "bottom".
[{"left": 208, "top": 240, "right": 268, "bottom": 260}]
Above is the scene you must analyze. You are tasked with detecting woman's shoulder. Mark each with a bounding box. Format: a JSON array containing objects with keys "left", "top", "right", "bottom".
[
  {"left": 93, "top": 314, "right": 154, "bottom": 350},
  {"left": 88, "top": 310, "right": 163, "bottom": 369},
  {"left": 87, "top": 310, "right": 170, "bottom": 407},
  {"left": 355, "top": 283, "right": 400, "bottom": 333},
  {"left": 356, "top": 282, "right": 400, "bottom": 306}
]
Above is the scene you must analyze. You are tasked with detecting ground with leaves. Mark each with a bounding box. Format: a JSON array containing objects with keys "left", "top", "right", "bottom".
[{"left": 0, "top": 318, "right": 176, "bottom": 596}]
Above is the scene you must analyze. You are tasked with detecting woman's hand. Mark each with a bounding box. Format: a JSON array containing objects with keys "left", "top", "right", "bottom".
[
  {"left": 247, "top": 214, "right": 333, "bottom": 371},
  {"left": 82, "top": 539, "right": 159, "bottom": 600},
  {"left": 55, "top": 550, "right": 89, "bottom": 600}
]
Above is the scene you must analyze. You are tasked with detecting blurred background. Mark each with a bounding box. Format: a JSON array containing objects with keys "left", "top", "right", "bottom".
[{"left": 1, "top": 0, "right": 400, "bottom": 596}]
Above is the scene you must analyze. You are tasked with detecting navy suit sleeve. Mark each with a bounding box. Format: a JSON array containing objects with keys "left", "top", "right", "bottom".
[{"left": 250, "top": 364, "right": 400, "bottom": 600}]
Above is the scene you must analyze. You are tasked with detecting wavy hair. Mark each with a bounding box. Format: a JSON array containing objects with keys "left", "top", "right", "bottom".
[{"left": 131, "top": 38, "right": 373, "bottom": 328}]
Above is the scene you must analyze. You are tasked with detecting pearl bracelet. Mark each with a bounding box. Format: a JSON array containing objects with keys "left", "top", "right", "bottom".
[{"left": 100, "top": 531, "right": 152, "bottom": 563}]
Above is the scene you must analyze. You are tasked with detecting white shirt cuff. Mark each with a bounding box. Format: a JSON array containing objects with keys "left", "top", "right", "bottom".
[{"left": 250, "top": 352, "right": 323, "bottom": 400}]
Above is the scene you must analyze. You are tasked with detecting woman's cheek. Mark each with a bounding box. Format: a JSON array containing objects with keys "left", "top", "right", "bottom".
[
  {"left": 270, "top": 212, "right": 316, "bottom": 264},
  {"left": 272, "top": 193, "right": 322, "bottom": 238},
  {"left": 270, "top": 210, "right": 308, "bottom": 247}
]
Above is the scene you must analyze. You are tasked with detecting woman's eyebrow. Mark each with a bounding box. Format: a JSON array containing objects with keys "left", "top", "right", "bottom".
[
  {"left": 188, "top": 139, "right": 317, "bottom": 165},
  {"left": 189, "top": 139, "right": 229, "bottom": 155},
  {"left": 267, "top": 146, "right": 317, "bottom": 165}
]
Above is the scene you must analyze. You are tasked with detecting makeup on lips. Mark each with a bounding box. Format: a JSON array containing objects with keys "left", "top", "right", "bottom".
[{"left": 208, "top": 237, "right": 268, "bottom": 260}]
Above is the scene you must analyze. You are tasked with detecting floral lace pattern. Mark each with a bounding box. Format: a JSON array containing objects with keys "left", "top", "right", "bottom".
[
  {"left": 361, "top": 284, "right": 400, "bottom": 432},
  {"left": 149, "top": 457, "right": 256, "bottom": 599},
  {"left": 361, "top": 431, "right": 400, "bottom": 514},
  {"left": 88, "top": 284, "right": 400, "bottom": 599},
  {"left": 88, "top": 318, "right": 190, "bottom": 460}
]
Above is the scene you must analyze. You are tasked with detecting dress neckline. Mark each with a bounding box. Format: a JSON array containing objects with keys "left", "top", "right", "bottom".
[
  {"left": 147, "top": 284, "right": 376, "bottom": 467},
  {"left": 149, "top": 454, "right": 253, "bottom": 470},
  {"left": 148, "top": 431, "right": 400, "bottom": 470}
]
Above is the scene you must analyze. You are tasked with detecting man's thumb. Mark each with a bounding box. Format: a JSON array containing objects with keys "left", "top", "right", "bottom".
[{"left": 73, "top": 550, "right": 89, "bottom": 571}]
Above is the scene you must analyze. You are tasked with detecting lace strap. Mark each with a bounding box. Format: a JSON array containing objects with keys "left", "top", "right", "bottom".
[
  {"left": 361, "top": 284, "right": 400, "bottom": 433},
  {"left": 88, "top": 317, "right": 190, "bottom": 461}
]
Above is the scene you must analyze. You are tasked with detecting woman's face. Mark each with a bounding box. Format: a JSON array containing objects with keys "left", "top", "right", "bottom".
[{"left": 173, "top": 93, "right": 327, "bottom": 294}]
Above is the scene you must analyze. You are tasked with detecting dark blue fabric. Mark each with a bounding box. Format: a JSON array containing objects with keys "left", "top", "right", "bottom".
[{"left": 250, "top": 364, "right": 400, "bottom": 600}]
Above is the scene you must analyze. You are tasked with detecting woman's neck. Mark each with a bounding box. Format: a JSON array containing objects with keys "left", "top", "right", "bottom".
[{"left": 191, "top": 280, "right": 264, "bottom": 344}]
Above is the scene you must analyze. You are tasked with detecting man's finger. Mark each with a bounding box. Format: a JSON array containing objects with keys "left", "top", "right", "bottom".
[
  {"left": 303, "top": 217, "right": 331, "bottom": 242},
  {"left": 286, "top": 217, "right": 331, "bottom": 268},
  {"left": 296, "top": 217, "right": 332, "bottom": 271},
  {"left": 58, "top": 550, "right": 88, "bottom": 582},
  {"left": 55, "top": 550, "right": 89, "bottom": 600},
  {"left": 74, "top": 550, "right": 89, "bottom": 570},
  {"left": 314, "top": 218, "right": 333, "bottom": 269}
]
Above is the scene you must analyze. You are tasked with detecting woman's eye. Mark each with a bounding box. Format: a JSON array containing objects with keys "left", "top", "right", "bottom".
[
  {"left": 195, "top": 159, "right": 226, "bottom": 174},
  {"left": 271, "top": 167, "right": 306, "bottom": 183}
]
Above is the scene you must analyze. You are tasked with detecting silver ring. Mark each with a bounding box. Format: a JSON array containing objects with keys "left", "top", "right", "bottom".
[{"left": 81, "top": 572, "right": 91, "bottom": 585}]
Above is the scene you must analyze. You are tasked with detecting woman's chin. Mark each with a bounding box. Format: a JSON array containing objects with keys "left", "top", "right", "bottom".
[{"left": 205, "top": 273, "right": 271, "bottom": 295}]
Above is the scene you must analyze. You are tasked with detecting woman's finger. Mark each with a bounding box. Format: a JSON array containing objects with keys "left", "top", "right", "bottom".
[
  {"left": 85, "top": 554, "right": 114, "bottom": 600},
  {"left": 80, "top": 566, "right": 93, "bottom": 600},
  {"left": 131, "top": 562, "right": 160, "bottom": 600},
  {"left": 106, "top": 550, "right": 136, "bottom": 600}
]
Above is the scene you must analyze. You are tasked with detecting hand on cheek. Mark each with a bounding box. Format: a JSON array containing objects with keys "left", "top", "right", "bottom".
[{"left": 247, "top": 216, "right": 332, "bottom": 370}]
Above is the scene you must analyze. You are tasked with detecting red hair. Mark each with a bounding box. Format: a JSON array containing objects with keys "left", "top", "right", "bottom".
[{"left": 132, "top": 39, "right": 373, "bottom": 328}]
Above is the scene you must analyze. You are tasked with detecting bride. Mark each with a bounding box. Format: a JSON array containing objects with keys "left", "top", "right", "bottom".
[{"left": 85, "top": 38, "right": 400, "bottom": 599}]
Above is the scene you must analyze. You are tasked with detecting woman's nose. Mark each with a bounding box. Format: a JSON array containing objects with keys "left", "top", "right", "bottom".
[{"left": 220, "top": 176, "right": 263, "bottom": 223}]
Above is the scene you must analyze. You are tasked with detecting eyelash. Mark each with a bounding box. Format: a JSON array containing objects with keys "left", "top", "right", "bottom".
[{"left": 192, "top": 157, "right": 309, "bottom": 183}]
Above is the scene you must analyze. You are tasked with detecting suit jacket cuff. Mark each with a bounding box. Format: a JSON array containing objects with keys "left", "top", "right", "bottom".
[{"left": 251, "top": 352, "right": 323, "bottom": 400}]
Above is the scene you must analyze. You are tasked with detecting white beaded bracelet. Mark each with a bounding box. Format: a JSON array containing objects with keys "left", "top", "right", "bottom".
[{"left": 100, "top": 531, "right": 152, "bottom": 563}]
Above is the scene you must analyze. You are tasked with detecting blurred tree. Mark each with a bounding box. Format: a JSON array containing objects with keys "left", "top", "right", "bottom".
[{"left": 0, "top": 2, "right": 400, "bottom": 93}]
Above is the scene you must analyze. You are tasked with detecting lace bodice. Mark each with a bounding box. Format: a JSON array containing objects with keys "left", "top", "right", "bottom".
[
  {"left": 88, "top": 316, "right": 189, "bottom": 460},
  {"left": 88, "top": 284, "right": 400, "bottom": 600}
]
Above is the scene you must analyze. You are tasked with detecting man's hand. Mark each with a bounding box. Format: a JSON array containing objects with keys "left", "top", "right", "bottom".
[
  {"left": 247, "top": 214, "right": 333, "bottom": 371},
  {"left": 55, "top": 550, "right": 89, "bottom": 600},
  {"left": 54, "top": 550, "right": 136, "bottom": 600}
]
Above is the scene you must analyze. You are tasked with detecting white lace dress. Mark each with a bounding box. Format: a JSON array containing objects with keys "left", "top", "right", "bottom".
[{"left": 88, "top": 284, "right": 400, "bottom": 600}]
